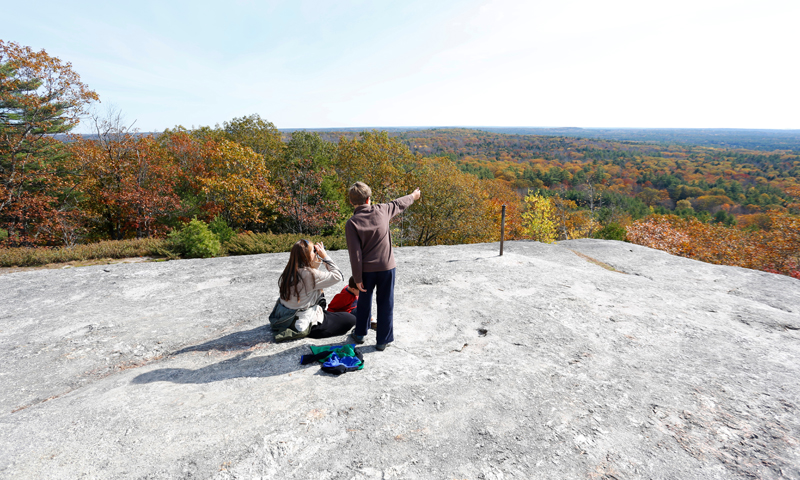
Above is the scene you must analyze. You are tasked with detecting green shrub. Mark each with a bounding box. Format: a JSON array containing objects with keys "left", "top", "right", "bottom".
[
  {"left": 0, "top": 229, "right": 8, "bottom": 242},
  {"left": 209, "top": 216, "right": 236, "bottom": 244},
  {"left": 593, "top": 222, "right": 627, "bottom": 241},
  {"left": 169, "top": 218, "right": 221, "bottom": 258},
  {"left": 712, "top": 210, "right": 737, "bottom": 227},
  {"left": 225, "top": 233, "right": 347, "bottom": 256}
]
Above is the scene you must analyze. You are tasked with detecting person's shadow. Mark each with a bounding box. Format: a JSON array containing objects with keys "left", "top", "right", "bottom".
[
  {"left": 131, "top": 326, "right": 369, "bottom": 384},
  {"left": 171, "top": 324, "right": 274, "bottom": 356}
]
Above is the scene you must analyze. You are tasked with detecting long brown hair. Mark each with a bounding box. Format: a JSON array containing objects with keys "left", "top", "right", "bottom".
[{"left": 279, "top": 239, "right": 317, "bottom": 301}]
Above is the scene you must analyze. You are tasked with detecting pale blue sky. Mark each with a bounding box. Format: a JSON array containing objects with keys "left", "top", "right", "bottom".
[{"left": 5, "top": 0, "right": 799, "bottom": 132}]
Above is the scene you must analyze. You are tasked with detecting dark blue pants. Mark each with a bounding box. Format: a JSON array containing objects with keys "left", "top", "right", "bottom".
[{"left": 355, "top": 268, "right": 395, "bottom": 345}]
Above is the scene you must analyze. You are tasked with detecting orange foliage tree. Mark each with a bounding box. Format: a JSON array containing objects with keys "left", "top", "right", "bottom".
[
  {"left": 158, "top": 128, "right": 277, "bottom": 231},
  {"left": 68, "top": 111, "right": 181, "bottom": 240},
  {"left": 1, "top": 40, "right": 98, "bottom": 245},
  {"left": 625, "top": 216, "right": 690, "bottom": 256},
  {"left": 627, "top": 214, "right": 799, "bottom": 279},
  {"left": 481, "top": 179, "right": 524, "bottom": 240},
  {"left": 157, "top": 128, "right": 213, "bottom": 215}
]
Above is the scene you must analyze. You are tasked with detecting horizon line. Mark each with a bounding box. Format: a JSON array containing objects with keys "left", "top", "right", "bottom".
[{"left": 274, "top": 126, "right": 800, "bottom": 132}]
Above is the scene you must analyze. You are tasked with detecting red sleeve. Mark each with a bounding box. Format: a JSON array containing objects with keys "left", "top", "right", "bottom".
[{"left": 327, "top": 287, "right": 354, "bottom": 313}]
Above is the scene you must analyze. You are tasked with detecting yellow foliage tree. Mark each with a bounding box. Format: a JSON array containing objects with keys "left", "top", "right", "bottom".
[
  {"left": 400, "top": 157, "right": 494, "bottom": 246},
  {"left": 221, "top": 114, "right": 285, "bottom": 168},
  {"left": 636, "top": 187, "right": 669, "bottom": 207},
  {"left": 334, "top": 131, "right": 409, "bottom": 203},
  {"left": 197, "top": 140, "right": 276, "bottom": 229},
  {"left": 552, "top": 197, "right": 597, "bottom": 240},
  {"left": 521, "top": 191, "right": 556, "bottom": 243}
]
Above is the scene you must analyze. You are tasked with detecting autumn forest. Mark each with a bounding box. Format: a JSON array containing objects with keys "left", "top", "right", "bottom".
[{"left": 2, "top": 40, "right": 798, "bottom": 278}]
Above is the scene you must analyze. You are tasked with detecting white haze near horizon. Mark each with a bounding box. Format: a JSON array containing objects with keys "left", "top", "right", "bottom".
[{"left": 4, "top": 0, "right": 799, "bottom": 133}]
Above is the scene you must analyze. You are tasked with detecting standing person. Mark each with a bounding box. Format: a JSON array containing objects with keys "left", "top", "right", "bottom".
[
  {"left": 268, "top": 239, "right": 356, "bottom": 342},
  {"left": 345, "top": 182, "right": 420, "bottom": 350}
]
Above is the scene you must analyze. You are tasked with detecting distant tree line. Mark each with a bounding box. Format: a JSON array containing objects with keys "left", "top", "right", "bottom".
[{"left": 2, "top": 40, "right": 798, "bottom": 278}]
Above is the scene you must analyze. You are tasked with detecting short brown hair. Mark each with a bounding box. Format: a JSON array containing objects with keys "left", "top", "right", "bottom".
[
  {"left": 348, "top": 276, "right": 357, "bottom": 290},
  {"left": 349, "top": 182, "right": 371, "bottom": 206}
]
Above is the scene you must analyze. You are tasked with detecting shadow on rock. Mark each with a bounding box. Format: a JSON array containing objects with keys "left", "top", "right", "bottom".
[
  {"left": 131, "top": 342, "right": 362, "bottom": 384},
  {"left": 171, "top": 325, "right": 274, "bottom": 355}
]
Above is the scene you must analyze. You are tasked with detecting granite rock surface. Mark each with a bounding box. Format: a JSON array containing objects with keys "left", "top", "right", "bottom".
[{"left": 1, "top": 239, "right": 799, "bottom": 479}]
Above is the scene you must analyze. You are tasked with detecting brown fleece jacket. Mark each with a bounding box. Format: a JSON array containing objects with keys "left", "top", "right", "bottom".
[{"left": 345, "top": 194, "right": 416, "bottom": 284}]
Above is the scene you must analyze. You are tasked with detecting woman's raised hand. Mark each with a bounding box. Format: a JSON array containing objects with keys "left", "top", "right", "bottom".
[{"left": 314, "top": 242, "right": 327, "bottom": 259}]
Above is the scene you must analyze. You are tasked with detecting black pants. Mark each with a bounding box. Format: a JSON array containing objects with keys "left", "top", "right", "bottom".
[
  {"left": 309, "top": 311, "right": 356, "bottom": 338},
  {"left": 354, "top": 268, "right": 395, "bottom": 345}
]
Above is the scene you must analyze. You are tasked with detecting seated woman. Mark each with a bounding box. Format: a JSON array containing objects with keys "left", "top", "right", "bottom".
[{"left": 268, "top": 239, "right": 356, "bottom": 341}]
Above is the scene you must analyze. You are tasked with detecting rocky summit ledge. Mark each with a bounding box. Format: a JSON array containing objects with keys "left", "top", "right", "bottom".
[{"left": 1, "top": 240, "right": 798, "bottom": 479}]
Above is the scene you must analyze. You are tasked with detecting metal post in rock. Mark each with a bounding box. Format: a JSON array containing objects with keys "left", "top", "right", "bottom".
[{"left": 500, "top": 204, "right": 506, "bottom": 256}]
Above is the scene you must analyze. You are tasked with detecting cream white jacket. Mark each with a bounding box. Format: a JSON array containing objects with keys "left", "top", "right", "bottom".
[{"left": 279, "top": 258, "right": 343, "bottom": 331}]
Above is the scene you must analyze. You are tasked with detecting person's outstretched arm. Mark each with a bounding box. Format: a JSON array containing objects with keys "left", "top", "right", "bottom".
[{"left": 386, "top": 188, "right": 421, "bottom": 218}]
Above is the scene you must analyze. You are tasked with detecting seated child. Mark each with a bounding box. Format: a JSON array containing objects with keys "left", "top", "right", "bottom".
[{"left": 328, "top": 277, "right": 376, "bottom": 329}]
